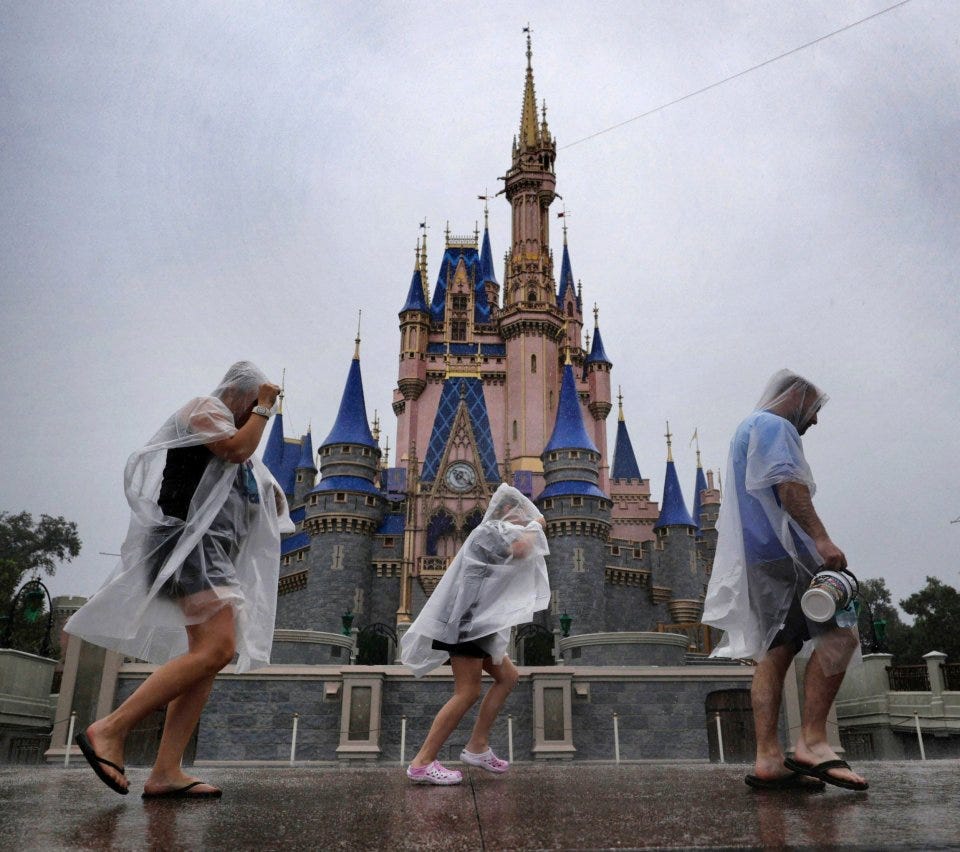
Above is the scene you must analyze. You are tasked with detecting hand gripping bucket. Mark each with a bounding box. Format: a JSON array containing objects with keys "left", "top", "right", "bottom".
[{"left": 800, "top": 567, "right": 859, "bottom": 623}]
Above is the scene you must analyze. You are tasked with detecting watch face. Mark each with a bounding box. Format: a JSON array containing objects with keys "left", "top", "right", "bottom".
[{"left": 444, "top": 462, "right": 477, "bottom": 492}]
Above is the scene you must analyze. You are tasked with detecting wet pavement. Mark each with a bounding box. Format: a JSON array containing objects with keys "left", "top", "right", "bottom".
[{"left": 1, "top": 760, "right": 958, "bottom": 850}]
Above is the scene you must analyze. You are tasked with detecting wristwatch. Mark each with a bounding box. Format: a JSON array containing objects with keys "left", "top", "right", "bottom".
[{"left": 252, "top": 405, "right": 273, "bottom": 419}]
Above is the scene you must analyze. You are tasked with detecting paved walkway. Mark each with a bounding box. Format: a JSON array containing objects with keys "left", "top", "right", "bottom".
[{"left": 2, "top": 761, "right": 958, "bottom": 850}]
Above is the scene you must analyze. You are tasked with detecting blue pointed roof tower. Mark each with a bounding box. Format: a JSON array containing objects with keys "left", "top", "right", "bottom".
[
  {"left": 654, "top": 422, "right": 696, "bottom": 529},
  {"left": 320, "top": 335, "right": 377, "bottom": 450},
  {"left": 691, "top": 437, "right": 709, "bottom": 537},
  {"left": 611, "top": 390, "right": 642, "bottom": 481},
  {"left": 556, "top": 236, "right": 577, "bottom": 309},
  {"left": 544, "top": 362, "right": 598, "bottom": 454},
  {"left": 479, "top": 208, "right": 498, "bottom": 288},
  {"left": 400, "top": 238, "right": 428, "bottom": 313},
  {"left": 584, "top": 312, "right": 612, "bottom": 367},
  {"left": 297, "top": 428, "right": 315, "bottom": 470}
]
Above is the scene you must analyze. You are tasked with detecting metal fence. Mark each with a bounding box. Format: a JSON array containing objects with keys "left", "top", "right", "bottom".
[
  {"left": 886, "top": 664, "right": 931, "bottom": 691},
  {"left": 942, "top": 663, "right": 960, "bottom": 692}
]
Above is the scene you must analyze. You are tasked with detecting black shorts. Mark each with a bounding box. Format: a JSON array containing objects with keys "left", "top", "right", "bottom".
[
  {"left": 431, "top": 638, "right": 492, "bottom": 659},
  {"left": 768, "top": 593, "right": 811, "bottom": 655},
  {"left": 146, "top": 526, "right": 237, "bottom": 599}
]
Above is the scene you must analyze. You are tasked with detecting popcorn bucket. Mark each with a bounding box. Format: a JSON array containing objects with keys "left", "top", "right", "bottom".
[{"left": 800, "top": 568, "right": 859, "bottom": 623}]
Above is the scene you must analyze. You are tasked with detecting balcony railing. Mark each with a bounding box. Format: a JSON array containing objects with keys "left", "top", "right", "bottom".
[
  {"left": 886, "top": 664, "right": 931, "bottom": 691},
  {"left": 942, "top": 663, "right": 960, "bottom": 692}
]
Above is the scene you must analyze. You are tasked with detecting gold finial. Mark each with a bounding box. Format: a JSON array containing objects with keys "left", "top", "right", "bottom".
[
  {"left": 562, "top": 320, "right": 572, "bottom": 366},
  {"left": 617, "top": 386, "right": 624, "bottom": 422},
  {"left": 419, "top": 222, "right": 429, "bottom": 304},
  {"left": 414, "top": 236, "right": 420, "bottom": 266},
  {"left": 524, "top": 24, "right": 532, "bottom": 69},
  {"left": 383, "top": 436, "right": 390, "bottom": 469},
  {"left": 278, "top": 367, "right": 286, "bottom": 414},
  {"left": 354, "top": 310, "right": 362, "bottom": 359},
  {"left": 665, "top": 420, "right": 673, "bottom": 462},
  {"left": 558, "top": 205, "right": 569, "bottom": 244},
  {"left": 577, "top": 279, "right": 583, "bottom": 303},
  {"left": 474, "top": 221, "right": 479, "bottom": 242},
  {"left": 593, "top": 302, "right": 599, "bottom": 327},
  {"left": 371, "top": 410, "right": 380, "bottom": 442},
  {"left": 444, "top": 220, "right": 450, "bottom": 244},
  {"left": 584, "top": 329, "right": 591, "bottom": 352}
]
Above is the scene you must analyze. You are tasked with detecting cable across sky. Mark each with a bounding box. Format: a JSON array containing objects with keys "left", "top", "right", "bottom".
[{"left": 561, "top": 0, "right": 914, "bottom": 150}]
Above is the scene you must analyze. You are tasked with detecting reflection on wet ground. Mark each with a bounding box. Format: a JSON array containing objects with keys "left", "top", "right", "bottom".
[{"left": 2, "top": 761, "right": 959, "bottom": 850}]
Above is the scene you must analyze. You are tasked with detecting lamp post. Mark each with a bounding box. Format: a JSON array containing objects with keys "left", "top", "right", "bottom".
[
  {"left": 341, "top": 609, "right": 354, "bottom": 636},
  {"left": 1, "top": 578, "right": 54, "bottom": 657},
  {"left": 559, "top": 611, "right": 572, "bottom": 638}
]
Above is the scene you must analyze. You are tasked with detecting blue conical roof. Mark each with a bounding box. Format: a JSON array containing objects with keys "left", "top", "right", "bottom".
[
  {"left": 400, "top": 267, "right": 428, "bottom": 313},
  {"left": 557, "top": 243, "right": 574, "bottom": 307},
  {"left": 611, "top": 419, "right": 642, "bottom": 480},
  {"left": 585, "top": 323, "right": 612, "bottom": 365},
  {"left": 321, "top": 357, "right": 377, "bottom": 448},
  {"left": 297, "top": 429, "right": 315, "bottom": 470},
  {"left": 480, "top": 225, "right": 498, "bottom": 285},
  {"left": 654, "top": 459, "right": 696, "bottom": 529},
  {"left": 262, "top": 411, "right": 286, "bottom": 474},
  {"left": 544, "top": 364, "right": 598, "bottom": 453},
  {"left": 692, "top": 463, "right": 708, "bottom": 534}
]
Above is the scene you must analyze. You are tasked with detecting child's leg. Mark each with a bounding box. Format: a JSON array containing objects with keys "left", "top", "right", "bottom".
[
  {"left": 465, "top": 656, "right": 519, "bottom": 754},
  {"left": 410, "top": 656, "right": 484, "bottom": 767}
]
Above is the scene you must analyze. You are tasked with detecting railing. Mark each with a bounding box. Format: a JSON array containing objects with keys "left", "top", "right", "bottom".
[
  {"left": 886, "top": 664, "right": 931, "bottom": 691},
  {"left": 942, "top": 663, "right": 960, "bottom": 691}
]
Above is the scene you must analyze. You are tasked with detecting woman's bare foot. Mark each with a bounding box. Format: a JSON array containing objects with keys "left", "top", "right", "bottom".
[
  {"left": 84, "top": 721, "right": 128, "bottom": 792},
  {"left": 143, "top": 770, "right": 220, "bottom": 796}
]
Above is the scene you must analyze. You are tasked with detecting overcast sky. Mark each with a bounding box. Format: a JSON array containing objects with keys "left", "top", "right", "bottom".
[{"left": 2, "top": 1, "right": 957, "bottom": 614}]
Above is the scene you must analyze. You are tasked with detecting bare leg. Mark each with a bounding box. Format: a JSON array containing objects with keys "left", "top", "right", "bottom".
[
  {"left": 410, "top": 656, "right": 483, "bottom": 767},
  {"left": 84, "top": 603, "right": 236, "bottom": 790},
  {"left": 793, "top": 637, "right": 866, "bottom": 786},
  {"left": 464, "top": 656, "right": 519, "bottom": 754},
  {"left": 751, "top": 643, "right": 796, "bottom": 780}
]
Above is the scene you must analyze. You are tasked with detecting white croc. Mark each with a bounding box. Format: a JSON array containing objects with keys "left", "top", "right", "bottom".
[
  {"left": 460, "top": 747, "right": 509, "bottom": 774},
  {"left": 406, "top": 760, "right": 463, "bottom": 785}
]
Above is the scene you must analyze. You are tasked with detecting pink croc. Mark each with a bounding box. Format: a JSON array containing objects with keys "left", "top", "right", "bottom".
[
  {"left": 406, "top": 760, "right": 463, "bottom": 785},
  {"left": 460, "top": 747, "right": 509, "bottom": 774}
]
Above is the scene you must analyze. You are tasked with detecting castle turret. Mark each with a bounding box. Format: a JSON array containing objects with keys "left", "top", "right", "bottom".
[
  {"left": 583, "top": 305, "right": 613, "bottom": 492},
  {"left": 300, "top": 335, "right": 384, "bottom": 634},
  {"left": 652, "top": 424, "right": 701, "bottom": 625},
  {"left": 479, "top": 204, "right": 500, "bottom": 310},
  {"left": 538, "top": 360, "right": 610, "bottom": 636},
  {"left": 609, "top": 389, "right": 659, "bottom": 544},
  {"left": 395, "top": 239, "right": 431, "bottom": 460},
  {"left": 501, "top": 34, "right": 563, "bottom": 484},
  {"left": 293, "top": 429, "right": 316, "bottom": 504},
  {"left": 556, "top": 225, "right": 583, "bottom": 358},
  {"left": 262, "top": 400, "right": 303, "bottom": 500}
]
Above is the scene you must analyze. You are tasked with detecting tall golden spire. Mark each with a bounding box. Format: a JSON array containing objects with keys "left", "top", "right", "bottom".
[
  {"left": 354, "top": 310, "right": 362, "bottom": 360},
  {"left": 665, "top": 420, "right": 674, "bottom": 462},
  {"left": 419, "top": 221, "right": 429, "bottom": 304},
  {"left": 617, "top": 386, "right": 624, "bottom": 422},
  {"left": 519, "top": 27, "right": 539, "bottom": 150}
]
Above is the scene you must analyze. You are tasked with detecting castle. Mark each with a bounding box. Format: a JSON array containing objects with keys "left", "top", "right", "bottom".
[{"left": 263, "top": 36, "right": 721, "bottom": 667}]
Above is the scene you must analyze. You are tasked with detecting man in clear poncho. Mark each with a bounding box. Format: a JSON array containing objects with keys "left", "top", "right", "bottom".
[
  {"left": 703, "top": 370, "right": 867, "bottom": 791},
  {"left": 400, "top": 483, "right": 549, "bottom": 784},
  {"left": 65, "top": 361, "right": 292, "bottom": 798}
]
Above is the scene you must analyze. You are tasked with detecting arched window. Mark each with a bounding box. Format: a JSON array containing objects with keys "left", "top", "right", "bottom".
[
  {"left": 527, "top": 289, "right": 537, "bottom": 302},
  {"left": 531, "top": 354, "right": 537, "bottom": 374},
  {"left": 426, "top": 511, "right": 457, "bottom": 557}
]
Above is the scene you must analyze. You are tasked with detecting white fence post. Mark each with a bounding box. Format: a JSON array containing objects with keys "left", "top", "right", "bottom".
[
  {"left": 64, "top": 711, "right": 76, "bottom": 768},
  {"left": 914, "top": 712, "right": 926, "bottom": 761},
  {"left": 289, "top": 713, "right": 299, "bottom": 766},
  {"left": 613, "top": 712, "right": 621, "bottom": 765},
  {"left": 715, "top": 712, "right": 725, "bottom": 764},
  {"left": 507, "top": 714, "right": 514, "bottom": 764},
  {"left": 400, "top": 715, "right": 407, "bottom": 766}
]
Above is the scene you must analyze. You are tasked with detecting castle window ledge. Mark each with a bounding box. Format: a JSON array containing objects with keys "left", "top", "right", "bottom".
[{"left": 604, "top": 567, "right": 650, "bottom": 587}]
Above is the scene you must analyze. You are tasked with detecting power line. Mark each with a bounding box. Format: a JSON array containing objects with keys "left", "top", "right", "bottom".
[{"left": 561, "top": 0, "right": 914, "bottom": 150}]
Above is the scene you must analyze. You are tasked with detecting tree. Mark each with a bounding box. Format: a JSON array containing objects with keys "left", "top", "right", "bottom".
[
  {"left": 0, "top": 511, "right": 82, "bottom": 653},
  {"left": 855, "top": 577, "right": 908, "bottom": 656},
  {"left": 896, "top": 577, "right": 960, "bottom": 664}
]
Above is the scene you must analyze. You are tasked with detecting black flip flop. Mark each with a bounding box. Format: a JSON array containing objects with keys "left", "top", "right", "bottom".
[
  {"left": 784, "top": 757, "right": 869, "bottom": 791},
  {"left": 75, "top": 732, "right": 128, "bottom": 795},
  {"left": 141, "top": 780, "right": 222, "bottom": 799},
  {"left": 745, "top": 771, "right": 825, "bottom": 791}
]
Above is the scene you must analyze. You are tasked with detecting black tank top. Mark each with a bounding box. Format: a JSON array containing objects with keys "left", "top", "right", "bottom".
[{"left": 158, "top": 445, "right": 215, "bottom": 520}]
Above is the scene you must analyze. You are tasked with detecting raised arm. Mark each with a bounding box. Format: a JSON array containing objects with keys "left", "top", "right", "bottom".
[
  {"left": 207, "top": 383, "right": 281, "bottom": 463},
  {"left": 776, "top": 481, "right": 846, "bottom": 570}
]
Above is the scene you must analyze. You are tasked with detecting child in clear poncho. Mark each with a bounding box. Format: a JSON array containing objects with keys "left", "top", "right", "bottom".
[
  {"left": 65, "top": 361, "right": 292, "bottom": 799},
  {"left": 400, "top": 483, "right": 549, "bottom": 784}
]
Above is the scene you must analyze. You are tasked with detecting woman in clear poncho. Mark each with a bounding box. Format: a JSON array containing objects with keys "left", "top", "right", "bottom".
[
  {"left": 400, "top": 483, "right": 549, "bottom": 785},
  {"left": 65, "top": 361, "right": 292, "bottom": 798}
]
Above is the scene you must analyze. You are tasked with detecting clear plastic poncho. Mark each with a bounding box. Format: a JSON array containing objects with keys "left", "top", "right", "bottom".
[
  {"left": 702, "top": 370, "right": 859, "bottom": 675},
  {"left": 400, "top": 483, "right": 550, "bottom": 677},
  {"left": 65, "top": 361, "right": 294, "bottom": 672}
]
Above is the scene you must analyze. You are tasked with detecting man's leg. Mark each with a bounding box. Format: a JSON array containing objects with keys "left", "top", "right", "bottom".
[
  {"left": 751, "top": 643, "right": 797, "bottom": 780},
  {"left": 793, "top": 637, "right": 866, "bottom": 787}
]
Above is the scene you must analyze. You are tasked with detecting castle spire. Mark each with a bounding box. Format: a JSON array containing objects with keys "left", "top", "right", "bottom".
[
  {"left": 519, "top": 27, "right": 539, "bottom": 150},
  {"left": 611, "top": 389, "right": 642, "bottom": 481},
  {"left": 400, "top": 237, "right": 429, "bottom": 313},
  {"left": 690, "top": 428, "right": 708, "bottom": 534},
  {"left": 321, "top": 338, "right": 377, "bottom": 449},
  {"left": 654, "top": 422, "right": 696, "bottom": 529},
  {"left": 544, "top": 363, "right": 598, "bottom": 454}
]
